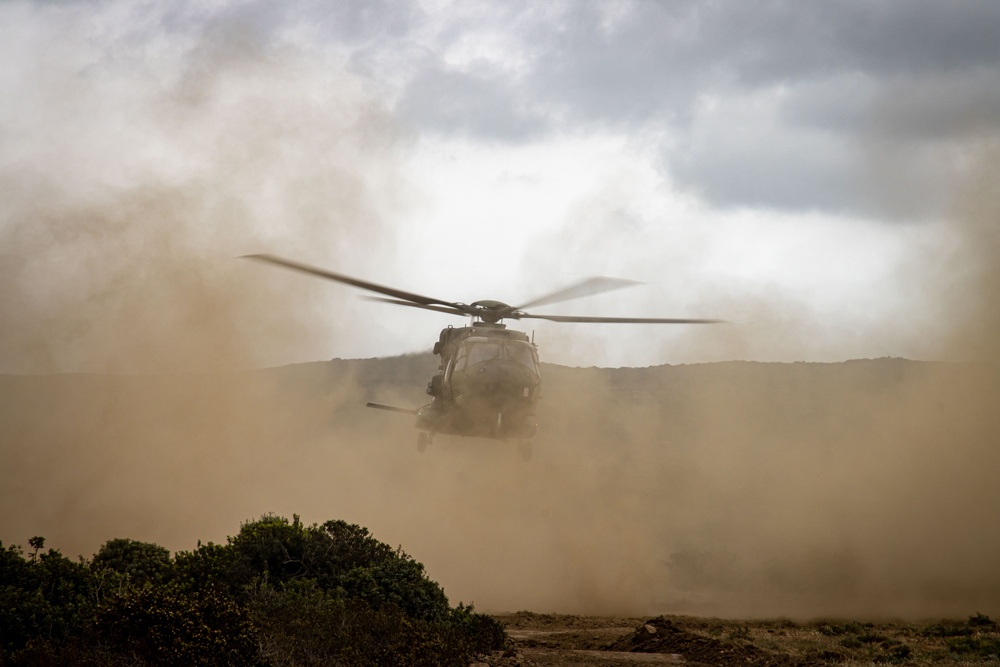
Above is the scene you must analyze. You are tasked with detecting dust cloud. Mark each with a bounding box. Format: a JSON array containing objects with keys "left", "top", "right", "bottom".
[
  {"left": 3, "top": 353, "right": 1000, "bottom": 620},
  {"left": 930, "top": 142, "right": 1000, "bottom": 362},
  {"left": 0, "top": 20, "right": 404, "bottom": 374}
]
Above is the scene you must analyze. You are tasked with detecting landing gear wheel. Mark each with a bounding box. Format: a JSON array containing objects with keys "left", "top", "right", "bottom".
[
  {"left": 417, "top": 431, "right": 430, "bottom": 452},
  {"left": 517, "top": 439, "right": 533, "bottom": 461}
]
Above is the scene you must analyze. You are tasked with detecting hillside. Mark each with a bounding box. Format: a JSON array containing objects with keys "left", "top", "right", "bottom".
[{"left": 2, "top": 357, "right": 999, "bottom": 619}]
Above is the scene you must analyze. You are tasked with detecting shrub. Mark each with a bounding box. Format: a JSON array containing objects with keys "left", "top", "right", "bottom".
[
  {"left": 969, "top": 612, "right": 998, "bottom": 629},
  {"left": 173, "top": 541, "right": 242, "bottom": 595},
  {"left": 0, "top": 541, "right": 95, "bottom": 656},
  {"left": 248, "top": 581, "right": 502, "bottom": 667},
  {"left": 91, "top": 539, "right": 172, "bottom": 586},
  {"left": 90, "top": 538, "right": 173, "bottom": 603},
  {"left": 447, "top": 602, "right": 508, "bottom": 656},
  {"left": 339, "top": 552, "right": 449, "bottom": 622},
  {"left": 226, "top": 514, "right": 452, "bottom": 622},
  {"left": 95, "top": 585, "right": 256, "bottom": 667},
  {"left": 1, "top": 515, "right": 507, "bottom": 666},
  {"left": 250, "top": 579, "right": 362, "bottom": 666}
]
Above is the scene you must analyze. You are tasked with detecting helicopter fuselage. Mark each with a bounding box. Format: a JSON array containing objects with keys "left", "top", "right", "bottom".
[{"left": 417, "top": 322, "right": 540, "bottom": 441}]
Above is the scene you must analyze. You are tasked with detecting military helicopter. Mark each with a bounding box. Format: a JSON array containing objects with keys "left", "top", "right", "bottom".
[{"left": 245, "top": 254, "right": 721, "bottom": 459}]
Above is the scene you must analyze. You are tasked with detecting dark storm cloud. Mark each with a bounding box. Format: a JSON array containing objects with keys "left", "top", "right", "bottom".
[
  {"left": 387, "top": 0, "right": 1000, "bottom": 216},
  {"left": 505, "top": 1, "right": 1000, "bottom": 131}
]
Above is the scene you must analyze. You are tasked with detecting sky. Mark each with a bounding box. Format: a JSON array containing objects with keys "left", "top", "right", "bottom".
[{"left": 2, "top": 0, "right": 999, "bottom": 371}]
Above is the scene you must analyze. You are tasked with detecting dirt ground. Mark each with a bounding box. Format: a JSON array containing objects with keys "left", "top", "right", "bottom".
[{"left": 475, "top": 612, "right": 1000, "bottom": 666}]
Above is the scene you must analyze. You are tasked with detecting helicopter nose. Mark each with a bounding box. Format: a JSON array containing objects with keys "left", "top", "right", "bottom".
[{"left": 475, "top": 360, "right": 533, "bottom": 391}]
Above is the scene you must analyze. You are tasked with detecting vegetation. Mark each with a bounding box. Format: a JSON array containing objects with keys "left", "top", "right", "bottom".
[
  {"left": 0, "top": 514, "right": 506, "bottom": 666},
  {"left": 640, "top": 613, "right": 1000, "bottom": 665}
]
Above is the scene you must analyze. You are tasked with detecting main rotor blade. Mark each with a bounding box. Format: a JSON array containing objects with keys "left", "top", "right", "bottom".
[
  {"left": 514, "top": 276, "right": 640, "bottom": 311},
  {"left": 244, "top": 254, "right": 463, "bottom": 310},
  {"left": 515, "top": 313, "right": 725, "bottom": 324},
  {"left": 362, "top": 297, "right": 471, "bottom": 317}
]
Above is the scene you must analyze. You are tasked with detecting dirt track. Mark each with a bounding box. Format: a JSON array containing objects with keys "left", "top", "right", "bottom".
[
  {"left": 479, "top": 612, "right": 1000, "bottom": 666},
  {"left": 500, "top": 616, "right": 677, "bottom": 665}
]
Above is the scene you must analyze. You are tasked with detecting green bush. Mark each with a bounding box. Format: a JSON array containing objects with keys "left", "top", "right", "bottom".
[
  {"left": 173, "top": 541, "right": 242, "bottom": 594},
  {"left": 969, "top": 612, "right": 998, "bottom": 629},
  {"left": 248, "top": 579, "right": 503, "bottom": 666},
  {"left": 1, "top": 515, "right": 508, "bottom": 666},
  {"left": 92, "top": 539, "right": 172, "bottom": 588},
  {"left": 339, "top": 551, "right": 449, "bottom": 622},
  {"left": 95, "top": 585, "right": 257, "bottom": 667},
  {"left": 448, "top": 603, "right": 508, "bottom": 656},
  {"left": 0, "top": 542, "right": 95, "bottom": 656},
  {"left": 225, "top": 514, "right": 451, "bottom": 622}
]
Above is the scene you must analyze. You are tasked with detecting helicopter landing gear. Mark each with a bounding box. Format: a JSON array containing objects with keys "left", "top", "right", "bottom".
[
  {"left": 490, "top": 411, "right": 503, "bottom": 439},
  {"left": 417, "top": 431, "right": 432, "bottom": 452},
  {"left": 517, "top": 439, "right": 533, "bottom": 462}
]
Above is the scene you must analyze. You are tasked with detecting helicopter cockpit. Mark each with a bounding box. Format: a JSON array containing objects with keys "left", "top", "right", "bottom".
[{"left": 454, "top": 337, "right": 539, "bottom": 376}]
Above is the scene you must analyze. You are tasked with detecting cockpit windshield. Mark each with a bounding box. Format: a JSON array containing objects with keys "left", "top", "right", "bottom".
[
  {"left": 455, "top": 338, "right": 539, "bottom": 374},
  {"left": 504, "top": 341, "right": 539, "bottom": 374},
  {"left": 466, "top": 342, "right": 502, "bottom": 366}
]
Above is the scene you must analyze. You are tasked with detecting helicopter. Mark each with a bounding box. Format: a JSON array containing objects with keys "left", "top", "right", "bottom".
[{"left": 245, "top": 254, "right": 721, "bottom": 459}]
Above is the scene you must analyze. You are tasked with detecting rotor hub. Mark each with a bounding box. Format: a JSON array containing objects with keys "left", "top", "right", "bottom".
[{"left": 470, "top": 300, "right": 515, "bottom": 324}]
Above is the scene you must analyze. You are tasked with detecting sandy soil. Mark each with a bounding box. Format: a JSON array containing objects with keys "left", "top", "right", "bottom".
[
  {"left": 476, "top": 612, "right": 1000, "bottom": 666},
  {"left": 493, "top": 613, "right": 667, "bottom": 666}
]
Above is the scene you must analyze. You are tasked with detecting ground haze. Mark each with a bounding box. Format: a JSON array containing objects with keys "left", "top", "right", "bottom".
[{"left": 2, "top": 356, "right": 998, "bottom": 620}]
